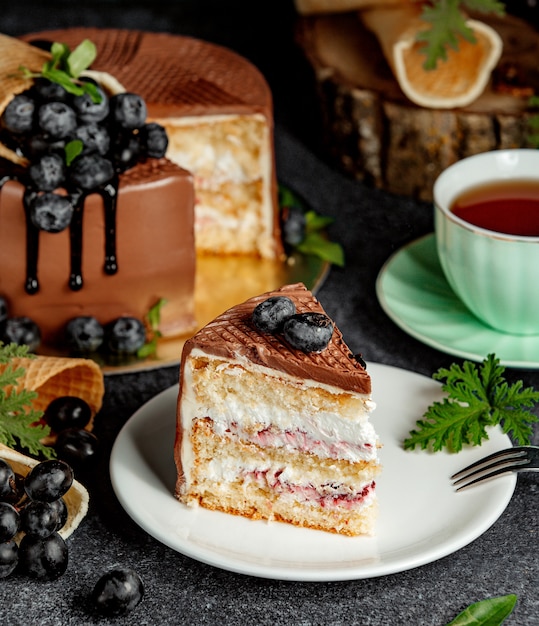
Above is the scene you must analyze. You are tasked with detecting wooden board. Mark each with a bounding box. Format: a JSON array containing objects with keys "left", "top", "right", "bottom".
[{"left": 296, "top": 12, "right": 539, "bottom": 201}]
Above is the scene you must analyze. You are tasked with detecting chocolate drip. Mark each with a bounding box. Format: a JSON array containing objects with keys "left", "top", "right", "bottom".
[
  {"left": 101, "top": 178, "right": 118, "bottom": 275},
  {"left": 68, "top": 190, "right": 84, "bottom": 291},
  {"left": 22, "top": 189, "right": 40, "bottom": 294},
  {"left": 0, "top": 164, "right": 41, "bottom": 293},
  {"left": 0, "top": 162, "right": 120, "bottom": 294}
]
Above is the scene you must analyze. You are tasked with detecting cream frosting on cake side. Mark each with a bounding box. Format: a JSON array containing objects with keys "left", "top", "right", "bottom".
[{"left": 175, "top": 283, "right": 381, "bottom": 536}]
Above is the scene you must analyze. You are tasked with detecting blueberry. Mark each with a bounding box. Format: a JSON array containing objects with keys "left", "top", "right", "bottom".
[
  {"left": 72, "top": 86, "right": 109, "bottom": 123},
  {"left": 44, "top": 396, "right": 92, "bottom": 432},
  {"left": 51, "top": 497, "right": 68, "bottom": 532},
  {"left": 252, "top": 296, "right": 296, "bottom": 333},
  {"left": 0, "top": 459, "right": 16, "bottom": 501},
  {"left": 0, "top": 539, "right": 18, "bottom": 578},
  {"left": 0, "top": 502, "right": 20, "bottom": 542},
  {"left": 140, "top": 123, "right": 168, "bottom": 158},
  {"left": 283, "top": 312, "right": 334, "bottom": 352},
  {"left": 104, "top": 317, "right": 146, "bottom": 354},
  {"left": 109, "top": 93, "right": 147, "bottom": 130},
  {"left": 19, "top": 532, "right": 68, "bottom": 580},
  {"left": 1, "top": 94, "right": 35, "bottom": 134},
  {"left": 30, "top": 192, "right": 73, "bottom": 233},
  {"left": 28, "top": 153, "right": 66, "bottom": 191},
  {"left": 38, "top": 102, "right": 77, "bottom": 139},
  {"left": 69, "top": 154, "right": 114, "bottom": 190},
  {"left": 353, "top": 353, "right": 367, "bottom": 369},
  {"left": 0, "top": 296, "right": 8, "bottom": 325},
  {"left": 65, "top": 316, "right": 104, "bottom": 352},
  {"left": 25, "top": 133, "right": 67, "bottom": 158},
  {"left": 33, "top": 77, "right": 68, "bottom": 103},
  {"left": 20, "top": 500, "right": 59, "bottom": 538},
  {"left": 1, "top": 472, "right": 25, "bottom": 506},
  {"left": 74, "top": 123, "right": 110, "bottom": 156},
  {"left": 24, "top": 459, "right": 74, "bottom": 503},
  {"left": 281, "top": 205, "right": 306, "bottom": 247},
  {"left": 110, "top": 133, "right": 141, "bottom": 171},
  {"left": 92, "top": 567, "right": 144, "bottom": 616},
  {"left": 1, "top": 317, "right": 41, "bottom": 352},
  {"left": 55, "top": 428, "right": 99, "bottom": 469}
]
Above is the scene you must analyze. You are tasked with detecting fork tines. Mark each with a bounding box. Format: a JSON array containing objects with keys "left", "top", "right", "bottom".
[{"left": 451, "top": 446, "right": 532, "bottom": 491}]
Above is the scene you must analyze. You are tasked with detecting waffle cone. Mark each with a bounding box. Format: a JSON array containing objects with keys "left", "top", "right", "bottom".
[
  {"left": 0, "top": 442, "right": 89, "bottom": 539},
  {"left": 0, "top": 355, "right": 104, "bottom": 422},
  {"left": 0, "top": 34, "right": 51, "bottom": 165}
]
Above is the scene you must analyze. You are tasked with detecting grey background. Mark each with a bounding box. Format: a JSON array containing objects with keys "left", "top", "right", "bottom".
[{"left": 0, "top": 2, "right": 538, "bottom": 625}]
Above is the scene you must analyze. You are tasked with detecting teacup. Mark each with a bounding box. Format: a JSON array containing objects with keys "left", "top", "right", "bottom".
[{"left": 434, "top": 149, "right": 539, "bottom": 336}]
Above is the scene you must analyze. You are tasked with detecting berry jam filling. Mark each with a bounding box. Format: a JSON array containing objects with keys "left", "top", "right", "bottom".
[{"left": 246, "top": 467, "right": 375, "bottom": 510}]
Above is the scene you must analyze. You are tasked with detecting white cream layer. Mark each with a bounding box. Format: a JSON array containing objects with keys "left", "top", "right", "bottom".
[
  {"left": 206, "top": 456, "right": 377, "bottom": 512},
  {"left": 151, "top": 113, "right": 275, "bottom": 259},
  {"left": 180, "top": 350, "right": 379, "bottom": 491}
]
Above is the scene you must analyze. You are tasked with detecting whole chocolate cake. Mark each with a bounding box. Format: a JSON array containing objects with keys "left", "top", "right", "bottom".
[{"left": 0, "top": 28, "right": 283, "bottom": 354}]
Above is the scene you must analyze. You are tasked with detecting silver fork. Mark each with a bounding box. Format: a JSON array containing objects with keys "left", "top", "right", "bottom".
[{"left": 451, "top": 446, "right": 539, "bottom": 491}]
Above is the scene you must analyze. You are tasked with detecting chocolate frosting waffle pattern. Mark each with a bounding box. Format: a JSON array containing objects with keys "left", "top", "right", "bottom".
[{"left": 185, "top": 283, "right": 371, "bottom": 394}]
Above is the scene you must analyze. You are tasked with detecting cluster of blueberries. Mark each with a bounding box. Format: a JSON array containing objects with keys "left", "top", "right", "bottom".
[
  {"left": 0, "top": 76, "right": 167, "bottom": 233},
  {"left": 252, "top": 295, "right": 334, "bottom": 352},
  {"left": 0, "top": 450, "right": 143, "bottom": 615},
  {"left": 65, "top": 314, "right": 146, "bottom": 356},
  {"left": 45, "top": 395, "right": 99, "bottom": 471},
  {"left": 0, "top": 456, "right": 73, "bottom": 580},
  {"left": 0, "top": 294, "right": 147, "bottom": 357}
]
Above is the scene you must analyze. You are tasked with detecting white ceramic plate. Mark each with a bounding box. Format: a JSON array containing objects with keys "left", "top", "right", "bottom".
[{"left": 110, "top": 363, "right": 516, "bottom": 581}]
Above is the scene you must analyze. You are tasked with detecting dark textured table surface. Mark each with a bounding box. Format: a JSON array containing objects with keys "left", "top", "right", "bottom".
[{"left": 1, "top": 2, "right": 538, "bottom": 625}]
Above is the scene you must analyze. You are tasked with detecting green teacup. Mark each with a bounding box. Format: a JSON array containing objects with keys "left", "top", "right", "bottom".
[{"left": 434, "top": 149, "right": 539, "bottom": 336}]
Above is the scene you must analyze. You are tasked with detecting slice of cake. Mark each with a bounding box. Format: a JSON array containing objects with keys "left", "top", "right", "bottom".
[
  {"left": 174, "top": 283, "right": 381, "bottom": 536},
  {"left": 20, "top": 28, "right": 282, "bottom": 260}
]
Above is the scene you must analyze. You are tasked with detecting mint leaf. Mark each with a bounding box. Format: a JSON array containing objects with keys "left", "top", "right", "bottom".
[
  {"left": 65, "top": 140, "right": 83, "bottom": 166},
  {"left": 446, "top": 594, "right": 517, "bottom": 625},
  {"left": 147, "top": 298, "right": 167, "bottom": 331},
  {"left": 404, "top": 354, "right": 539, "bottom": 453},
  {"left": 49, "top": 42, "right": 71, "bottom": 70},
  {"left": 279, "top": 185, "right": 345, "bottom": 267},
  {"left": 137, "top": 298, "right": 167, "bottom": 359},
  {"left": 279, "top": 185, "right": 302, "bottom": 209},
  {"left": 19, "top": 39, "right": 101, "bottom": 104},
  {"left": 67, "top": 39, "right": 97, "bottom": 78},
  {"left": 297, "top": 232, "right": 345, "bottom": 267},
  {"left": 304, "top": 210, "right": 334, "bottom": 231},
  {"left": 81, "top": 81, "right": 103, "bottom": 104},
  {"left": 41, "top": 67, "right": 86, "bottom": 96}
]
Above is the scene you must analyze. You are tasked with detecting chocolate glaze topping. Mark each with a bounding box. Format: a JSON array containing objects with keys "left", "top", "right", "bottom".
[
  {"left": 0, "top": 161, "right": 119, "bottom": 294},
  {"left": 20, "top": 28, "right": 273, "bottom": 119},
  {"left": 182, "top": 283, "right": 371, "bottom": 395}
]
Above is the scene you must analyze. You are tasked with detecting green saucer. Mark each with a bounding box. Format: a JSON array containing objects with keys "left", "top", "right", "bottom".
[{"left": 376, "top": 234, "right": 539, "bottom": 369}]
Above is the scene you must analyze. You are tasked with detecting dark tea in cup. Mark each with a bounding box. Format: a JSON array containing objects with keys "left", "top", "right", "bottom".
[{"left": 450, "top": 179, "right": 539, "bottom": 237}]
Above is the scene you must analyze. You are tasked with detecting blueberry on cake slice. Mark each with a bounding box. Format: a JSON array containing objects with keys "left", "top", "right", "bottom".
[{"left": 174, "top": 283, "right": 381, "bottom": 536}]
